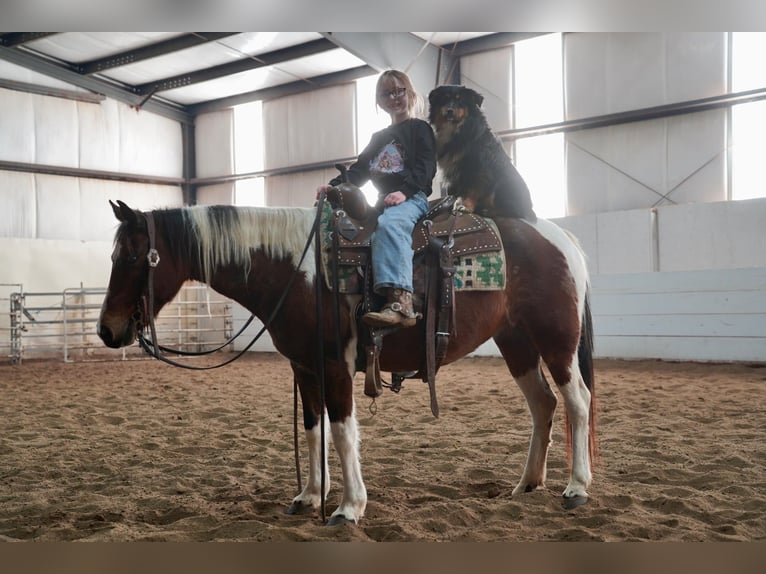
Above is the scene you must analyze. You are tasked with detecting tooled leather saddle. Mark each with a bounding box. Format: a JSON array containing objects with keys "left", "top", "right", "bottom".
[{"left": 322, "top": 183, "right": 504, "bottom": 417}]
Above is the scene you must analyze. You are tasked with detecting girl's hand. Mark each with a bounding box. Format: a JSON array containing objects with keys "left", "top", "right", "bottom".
[
  {"left": 384, "top": 191, "right": 406, "bottom": 206},
  {"left": 316, "top": 184, "right": 333, "bottom": 199}
]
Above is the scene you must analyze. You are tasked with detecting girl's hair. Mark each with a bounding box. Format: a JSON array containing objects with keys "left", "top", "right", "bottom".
[{"left": 376, "top": 69, "right": 423, "bottom": 116}]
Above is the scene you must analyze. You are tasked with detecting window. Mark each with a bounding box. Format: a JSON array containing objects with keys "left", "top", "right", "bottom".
[
  {"left": 731, "top": 33, "right": 766, "bottom": 201},
  {"left": 233, "top": 100, "right": 265, "bottom": 206},
  {"left": 355, "top": 75, "right": 390, "bottom": 205},
  {"left": 513, "top": 33, "right": 566, "bottom": 218}
]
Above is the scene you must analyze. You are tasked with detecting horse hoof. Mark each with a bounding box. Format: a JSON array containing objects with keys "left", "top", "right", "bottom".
[
  {"left": 286, "top": 500, "right": 313, "bottom": 515},
  {"left": 326, "top": 514, "right": 355, "bottom": 526},
  {"left": 562, "top": 495, "right": 589, "bottom": 510}
]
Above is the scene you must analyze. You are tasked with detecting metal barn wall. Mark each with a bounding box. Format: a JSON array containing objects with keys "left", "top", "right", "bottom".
[{"left": 0, "top": 60, "right": 184, "bottom": 307}]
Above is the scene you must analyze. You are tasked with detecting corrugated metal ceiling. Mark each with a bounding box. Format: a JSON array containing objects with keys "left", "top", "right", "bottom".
[{"left": 0, "top": 32, "right": 536, "bottom": 124}]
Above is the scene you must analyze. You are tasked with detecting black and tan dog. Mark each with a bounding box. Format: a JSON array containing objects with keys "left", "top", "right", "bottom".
[{"left": 428, "top": 85, "right": 536, "bottom": 221}]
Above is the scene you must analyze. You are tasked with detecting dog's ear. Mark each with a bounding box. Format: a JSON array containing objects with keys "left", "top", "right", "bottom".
[{"left": 462, "top": 86, "right": 484, "bottom": 108}]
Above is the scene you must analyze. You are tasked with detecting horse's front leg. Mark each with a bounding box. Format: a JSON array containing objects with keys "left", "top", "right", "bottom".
[
  {"left": 328, "top": 399, "right": 366, "bottom": 524},
  {"left": 325, "top": 359, "right": 366, "bottom": 525},
  {"left": 287, "top": 365, "right": 330, "bottom": 517},
  {"left": 287, "top": 361, "right": 367, "bottom": 524}
]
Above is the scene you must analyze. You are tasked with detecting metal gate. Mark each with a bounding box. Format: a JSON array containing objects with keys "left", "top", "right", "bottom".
[{"left": 1, "top": 282, "right": 233, "bottom": 364}]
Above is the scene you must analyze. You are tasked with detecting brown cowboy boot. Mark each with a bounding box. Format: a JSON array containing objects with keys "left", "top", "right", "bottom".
[{"left": 362, "top": 288, "right": 419, "bottom": 328}]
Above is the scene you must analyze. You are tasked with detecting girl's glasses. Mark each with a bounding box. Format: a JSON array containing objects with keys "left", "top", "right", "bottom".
[{"left": 379, "top": 87, "right": 407, "bottom": 99}]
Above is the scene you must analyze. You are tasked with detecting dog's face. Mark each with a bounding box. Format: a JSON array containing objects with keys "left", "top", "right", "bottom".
[{"left": 428, "top": 85, "right": 485, "bottom": 132}]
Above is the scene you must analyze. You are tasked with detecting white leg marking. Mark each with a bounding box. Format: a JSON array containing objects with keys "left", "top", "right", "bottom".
[
  {"left": 329, "top": 401, "right": 367, "bottom": 522},
  {"left": 512, "top": 366, "right": 558, "bottom": 496},
  {"left": 557, "top": 361, "right": 592, "bottom": 499},
  {"left": 292, "top": 414, "right": 330, "bottom": 509}
]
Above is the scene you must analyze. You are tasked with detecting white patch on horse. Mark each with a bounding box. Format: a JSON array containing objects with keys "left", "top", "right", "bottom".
[
  {"left": 330, "top": 405, "right": 367, "bottom": 522},
  {"left": 523, "top": 218, "right": 590, "bottom": 319},
  {"left": 293, "top": 414, "right": 330, "bottom": 510},
  {"left": 184, "top": 206, "right": 317, "bottom": 284}
]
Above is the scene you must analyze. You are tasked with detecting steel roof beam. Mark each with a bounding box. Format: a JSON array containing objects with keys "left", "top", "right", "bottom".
[
  {"left": 133, "top": 37, "right": 338, "bottom": 96},
  {"left": 187, "top": 65, "right": 376, "bottom": 115},
  {"left": 0, "top": 44, "right": 193, "bottom": 124},
  {"left": 0, "top": 33, "right": 58, "bottom": 47},
  {"left": 77, "top": 32, "right": 239, "bottom": 75}
]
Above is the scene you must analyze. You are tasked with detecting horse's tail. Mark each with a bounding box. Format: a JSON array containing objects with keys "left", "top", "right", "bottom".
[
  {"left": 564, "top": 283, "right": 598, "bottom": 471},
  {"left": 578, "top": 287, "right": 598, "bottom": 467}
]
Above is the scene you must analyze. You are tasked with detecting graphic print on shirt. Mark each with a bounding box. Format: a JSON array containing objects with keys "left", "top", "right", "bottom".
[{"left": 369, "top": 140, "right": 405, "bottom": 175}]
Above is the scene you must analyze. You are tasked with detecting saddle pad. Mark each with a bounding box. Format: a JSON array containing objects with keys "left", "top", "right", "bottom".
[{"left": 319, "top": 202, "right": 506, "bottom": 293}]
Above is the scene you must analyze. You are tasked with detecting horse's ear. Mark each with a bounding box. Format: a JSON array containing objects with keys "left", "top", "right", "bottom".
[{"left": 110, "top": 200, "right": 138, "bottom": 224}]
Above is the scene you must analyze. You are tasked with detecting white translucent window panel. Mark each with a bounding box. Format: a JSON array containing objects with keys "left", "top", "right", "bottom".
[{"left": 196, "top": 184, "right": 235, "bottom": 206}]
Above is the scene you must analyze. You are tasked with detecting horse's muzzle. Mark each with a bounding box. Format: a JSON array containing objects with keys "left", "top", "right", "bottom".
[{"left": 97, "top": 319, "right": 136, "bottom": 348}]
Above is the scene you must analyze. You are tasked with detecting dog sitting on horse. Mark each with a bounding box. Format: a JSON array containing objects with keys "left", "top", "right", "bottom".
[{"left": 428, "top": 84, "right": 536, "bottom": 221}]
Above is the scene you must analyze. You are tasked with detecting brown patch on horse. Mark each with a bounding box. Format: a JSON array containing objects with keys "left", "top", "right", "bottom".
[{"left": 494, "top": 218, "right": 581, "bottom": 386}]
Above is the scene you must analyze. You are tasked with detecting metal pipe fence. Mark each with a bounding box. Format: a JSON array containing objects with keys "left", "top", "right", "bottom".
[{"left": 0, "top": 282, "right": 232, "bottom": 364}]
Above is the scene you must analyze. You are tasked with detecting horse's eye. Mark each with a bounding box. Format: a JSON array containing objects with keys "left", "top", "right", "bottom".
[{"left": 126, "top": 253, "right": 139, "bottom": 264}]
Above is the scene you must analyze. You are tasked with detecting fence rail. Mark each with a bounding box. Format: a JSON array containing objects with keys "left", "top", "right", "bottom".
[{"left": 0, "top": 282, "right": 233, "bottom": 364}]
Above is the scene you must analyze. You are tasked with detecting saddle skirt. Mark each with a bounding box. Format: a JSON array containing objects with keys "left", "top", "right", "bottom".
[{"left": 319, "top": 195, "right": 506, "bottom": 295}]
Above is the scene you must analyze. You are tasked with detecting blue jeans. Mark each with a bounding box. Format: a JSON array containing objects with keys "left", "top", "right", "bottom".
[{"left": 371, "top": 191, "right": 429, "bottom": 293}]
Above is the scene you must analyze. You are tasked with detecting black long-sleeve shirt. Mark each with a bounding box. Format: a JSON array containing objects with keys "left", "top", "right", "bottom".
[{"left": 330, "top": 118, "right": 436, "bottom": 202}]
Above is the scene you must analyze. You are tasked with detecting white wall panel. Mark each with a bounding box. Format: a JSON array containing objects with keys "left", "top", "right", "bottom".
[
  {"left": 567, "top": 109, "right": 727, "bottom": 214},
  {"left": 34, "top": 95, "right": 78, "bottom": 167},
  {"left": 195, "top": 109, "right": 234, "bottom": 178},
  {"left": 36, "top": 175, "right": 80, "bottom": 240},
  {"left": 78, "top": 99, "right": 121, "bottom": 172},
  {"left": 263, "top": 84, "right": 356, "bottom": 170},
  {"left": 0, "top": 88, "right": 35, "bottom": 162},
  {"left": 0, "top": 238, "right": 113, "bottom": 293},
  {"left": 665, "top": 33, "right": 727, "bottom": 103},
  {"left": 117, "top": 105, "right": 182, "bottom": 178},
  {"left": 460, "top": 47, "right": 512, "bottom": 131},
  {"left": 596, "top": 209, "right": 655, "bottom": 274},
  {"left": 0, "top": 171, "right": 36, "bottom": 238},
  {"left": 657, "top": 198, "right": 766, "bottom": 271},
  {"left": 565, "top": 33, "right": 727, "bottom": 119},
  {"left": 266, "top": 168, "right": 337, "bottom": 207},
  {"left": 665, "top": 109, "right": 726, "bottom": 203},
  {"left": 591, "top": 267, "right": 766, "bottom": 362}
]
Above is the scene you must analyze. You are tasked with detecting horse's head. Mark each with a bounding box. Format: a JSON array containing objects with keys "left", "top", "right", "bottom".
[{"left": 97, "top": 200, "right": 179, "bottom": 349}]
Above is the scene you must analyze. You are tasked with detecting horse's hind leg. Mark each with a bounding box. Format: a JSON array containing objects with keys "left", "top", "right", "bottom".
[
  {"left": 494, "top": 329, "right": 557, "bottom": 496},
  {"left": 550, "top": 358, "right": 592, "bottom": 506}
]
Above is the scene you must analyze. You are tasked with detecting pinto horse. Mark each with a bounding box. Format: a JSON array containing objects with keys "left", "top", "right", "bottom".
[{"left": 97, "top": 199, "right": 596, "bottom": 524}]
